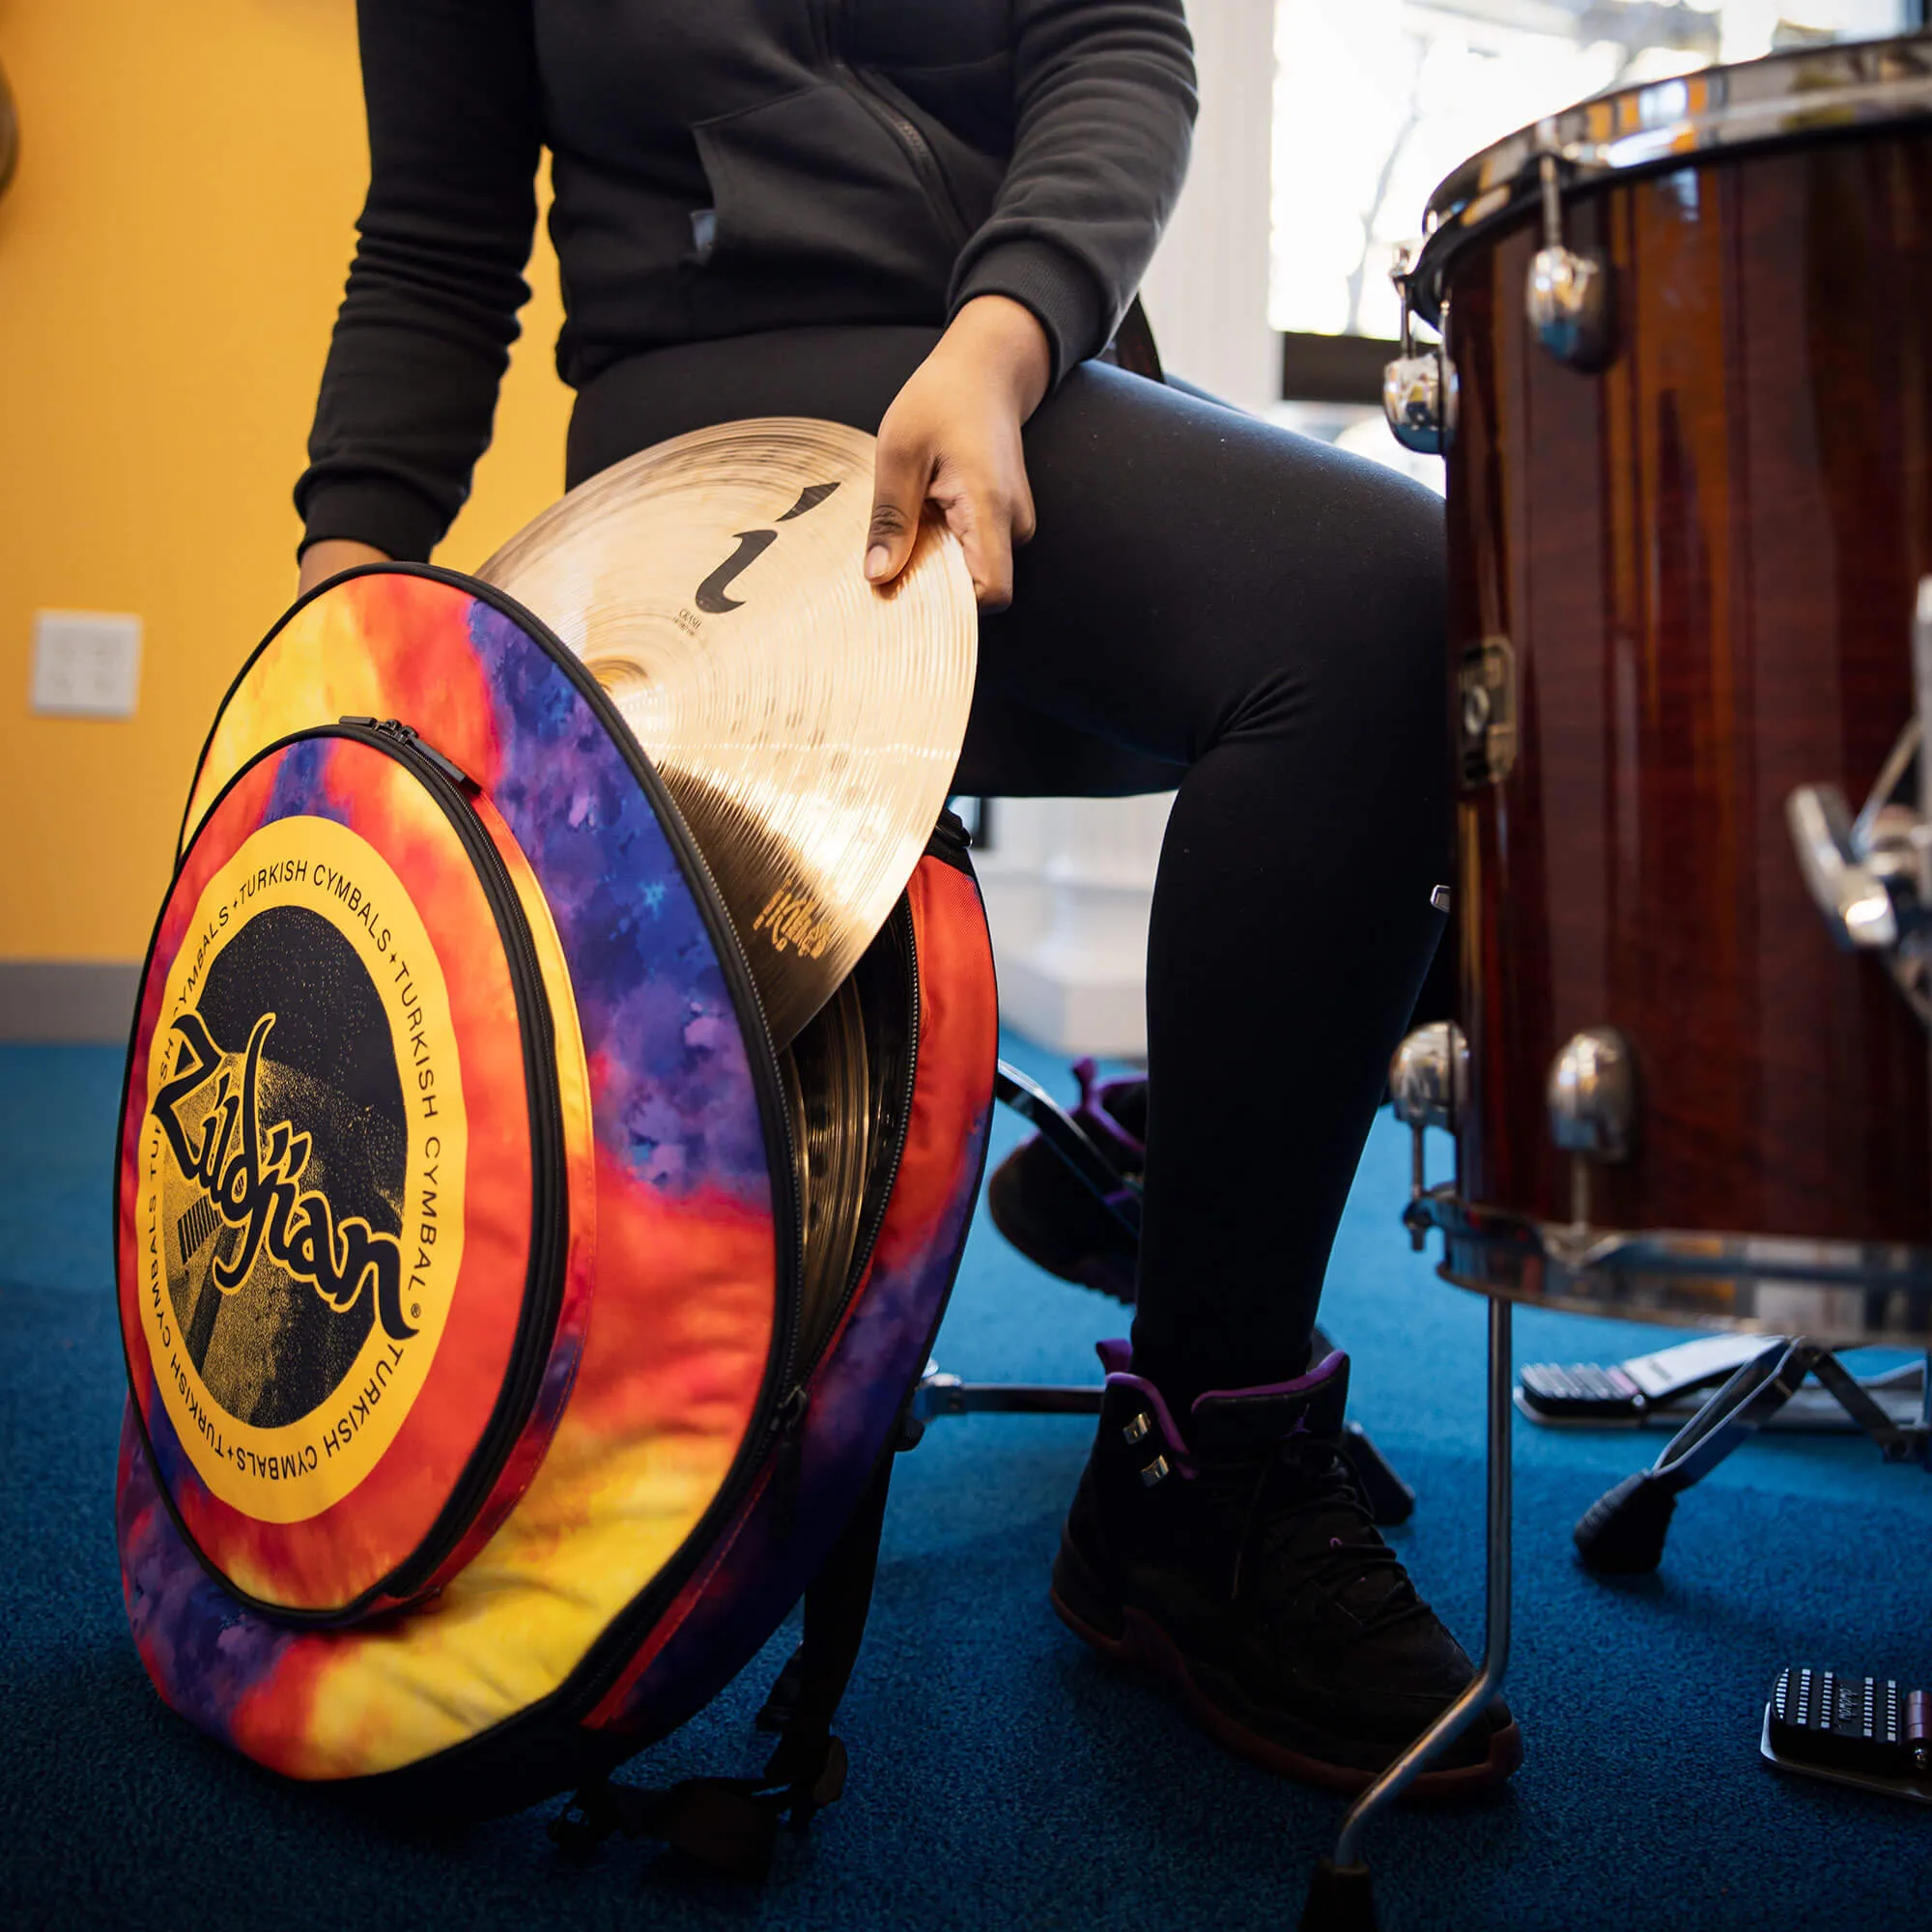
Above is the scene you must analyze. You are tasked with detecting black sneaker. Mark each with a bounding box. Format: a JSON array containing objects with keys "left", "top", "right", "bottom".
[
  {"left": 1050, "top": 1342, "right": 1521, "bottom": 1795},
  {"left": 986, "top": 1061, "right": 1146, "bottom": 1304}
]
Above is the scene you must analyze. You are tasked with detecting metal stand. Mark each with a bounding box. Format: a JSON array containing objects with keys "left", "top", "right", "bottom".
[
  {"left": 911, "top": 1321, "right": 1417, "bottom": 1528},
  {"left": 1298, "top": 1297, "right": 1513, "bottom": 1932},
  {"left": 1574, "top": 1339, "right": 1932, "bottom": 1575},
  {"left": 932, "top": 1062, "right": 1418, "bottom": 1528}
]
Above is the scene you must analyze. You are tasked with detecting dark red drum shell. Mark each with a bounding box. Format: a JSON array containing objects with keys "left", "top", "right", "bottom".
[{"left": 1446, "top": 124, "right": 1932, "bottom": 1246}]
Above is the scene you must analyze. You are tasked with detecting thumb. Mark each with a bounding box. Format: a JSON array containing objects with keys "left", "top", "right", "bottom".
[{"left": 867, "top": 425, "right": 930, "bottom": 585}]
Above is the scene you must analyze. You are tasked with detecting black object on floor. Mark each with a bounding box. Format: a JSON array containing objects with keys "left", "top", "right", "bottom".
[{"left": 1761, "top": 1666, "right": 1932, "bottom": 1805}]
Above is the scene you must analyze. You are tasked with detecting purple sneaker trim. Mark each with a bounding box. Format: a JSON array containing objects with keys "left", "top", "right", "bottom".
[
  {"left": 1094, "top": 1338, "right": 1133, "bottom": 1376},
  {"left": 1069, "top": 1057, "right": 1146, "bottom": 1167},
  {"left": 1094, "top": 1076, "right": 1148, "bottom": 1155},
  {"left": 1190, "top": 1350, "right": 1347, "bottom": 1412}
]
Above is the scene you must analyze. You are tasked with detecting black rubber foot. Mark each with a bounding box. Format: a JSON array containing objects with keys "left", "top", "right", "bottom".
[
  {"left": 1574, "top": 1470, "right": 1676, "bottom": 1574},
  {"left": 1299, "top": 1859, "right": 1378, "bottom": 1932}
]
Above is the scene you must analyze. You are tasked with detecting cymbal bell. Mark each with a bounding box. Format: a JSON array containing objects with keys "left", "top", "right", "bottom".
[{"left": 476, "top": 418, "right": 978, "bottom": 1047}]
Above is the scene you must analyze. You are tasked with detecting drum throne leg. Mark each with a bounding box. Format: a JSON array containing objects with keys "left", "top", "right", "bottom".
[
  {"left": 907, "top": 1063, "right": 1416, "bottom": 1525},
  {"left": 1574, "top": 1342, "right": 1932, "bottom": 1575}
]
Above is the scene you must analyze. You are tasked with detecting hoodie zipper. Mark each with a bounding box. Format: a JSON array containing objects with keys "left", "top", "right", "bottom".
[{"left": 820, "top": 0, "right": 969, "bottom": 249}]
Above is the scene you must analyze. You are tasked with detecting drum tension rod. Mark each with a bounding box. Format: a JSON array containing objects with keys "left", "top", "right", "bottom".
[
  {"left": 1526, "top": 150, "right": 1613, "bottom": 372},
  {"left": 1382, "top": 245, "right": 1457, "bottom": 456}
]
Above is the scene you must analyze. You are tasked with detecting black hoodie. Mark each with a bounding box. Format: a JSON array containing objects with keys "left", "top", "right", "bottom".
[{"left": 297, "top": 0, "right": 1198, "bottom": 561}]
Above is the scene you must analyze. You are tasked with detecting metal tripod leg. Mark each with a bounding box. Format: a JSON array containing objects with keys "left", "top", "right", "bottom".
[
  {"left": 1299, "top": 1297, "right": 1513, "bottom": 1932},
  {"left": 1572, "top": 1337, "right": 1818, "bottom": 1574}
]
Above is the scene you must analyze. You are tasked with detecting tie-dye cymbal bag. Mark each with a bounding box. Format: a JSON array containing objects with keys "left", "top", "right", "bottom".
[{"left": 114, "top": 566, "right": 997, "bottom": 1873}]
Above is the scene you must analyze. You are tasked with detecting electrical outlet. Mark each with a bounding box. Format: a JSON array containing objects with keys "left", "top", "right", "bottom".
[{"left": 30, "top": 611, "right": 143, "bottom": 718}]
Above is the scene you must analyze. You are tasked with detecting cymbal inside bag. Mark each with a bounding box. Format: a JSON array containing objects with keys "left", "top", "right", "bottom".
[
  {"left": 477, "top": 418, "right": 978, "bottom": 1047},
  {"left": 782, "top": 975, "right": 872, "bottom": 1362}
]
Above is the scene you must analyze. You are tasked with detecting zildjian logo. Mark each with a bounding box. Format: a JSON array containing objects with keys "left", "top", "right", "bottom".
[{"left": 152, "top": 1009, "right": 414, "bottom": 1340}]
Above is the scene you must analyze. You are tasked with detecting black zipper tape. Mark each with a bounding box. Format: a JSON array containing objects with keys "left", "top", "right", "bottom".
[
  {"left": 333, "top": 718, "right": 569, "bottom": 1605},
  {"left": 120, "top": 720, "right": 570, "bottom": 1628},
  {"left": 768, "top": 895, "right": 923, "bottom": 1536}
]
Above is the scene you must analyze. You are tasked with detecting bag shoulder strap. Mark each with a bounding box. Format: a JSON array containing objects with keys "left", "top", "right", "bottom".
[{"left": 550, "top": 1448, "right": 897, "bottom": 1883}]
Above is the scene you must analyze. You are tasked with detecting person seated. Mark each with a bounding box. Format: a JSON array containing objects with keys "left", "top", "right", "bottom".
[{"left": 294, "top": 0, "right": 1516, "bottom": 1793}]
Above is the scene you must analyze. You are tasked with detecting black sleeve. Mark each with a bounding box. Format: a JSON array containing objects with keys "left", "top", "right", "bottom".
[
  {"left": 948, "top": 0, "right": 1196, "bottom": 384},
  {"left": 295, "top": 0, "right": 542, "bottom": 562}
]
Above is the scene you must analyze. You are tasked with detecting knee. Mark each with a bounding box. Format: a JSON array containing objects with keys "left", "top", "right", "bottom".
[{"left": 1333, "top": 466, "right": 1447, "bottom": 718}]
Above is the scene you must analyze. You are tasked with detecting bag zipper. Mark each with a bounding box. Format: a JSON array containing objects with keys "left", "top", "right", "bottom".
[
  {"left": 180, "top": 566, "right": 810, "bottom": 1765},
  {"left": 122, "top": 717, "right": 572, "bottom": 1625},
  {"left": 333, "top": 717, "right": 571, "bottom": 1607},
  {"left": 820, "top": 0, "right": 969, "bottom": 249},
  {"left": 767, "top": 895, "right": 923, "bottom": 1527}
]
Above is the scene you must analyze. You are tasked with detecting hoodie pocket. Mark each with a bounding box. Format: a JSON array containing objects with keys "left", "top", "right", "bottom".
[{"left": 690, "top": 81, "right": 960, "bottom": 290}]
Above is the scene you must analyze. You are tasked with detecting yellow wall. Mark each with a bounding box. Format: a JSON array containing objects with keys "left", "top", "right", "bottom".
[{"left": 0, "top": 1, "right": 573, "bottom": 963}]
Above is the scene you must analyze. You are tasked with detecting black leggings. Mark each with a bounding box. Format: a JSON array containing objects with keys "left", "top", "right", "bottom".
[{"left": 568, "top": 325, "right": 1450, "bottom": 1409}]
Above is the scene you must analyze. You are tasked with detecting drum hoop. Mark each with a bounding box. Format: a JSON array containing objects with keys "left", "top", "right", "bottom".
[
  {"left": 1412, "top": 1186, "right": 1932, "bottom": 1346},
  {"left": 1408, "top": 30, "right": 1932, "bottom": 324}
]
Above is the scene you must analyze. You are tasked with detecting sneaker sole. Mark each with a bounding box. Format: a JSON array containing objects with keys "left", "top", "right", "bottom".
[{"left": 1050, "top": 1544, "right": 1523, "bottom": 1799}]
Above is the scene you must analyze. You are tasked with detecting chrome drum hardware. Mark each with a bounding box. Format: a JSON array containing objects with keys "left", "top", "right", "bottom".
[
  {"left": 1390, "top": 1020, "right": 1467, "bottom": 1249},
  {"left": 1525, "top": 151, "right": 1614, "bottom": 370},
  {"left": 1548, "top": 1026, "right": 1636, "bottom": 1226},
  {"left": 1382, "top": 244, "right": 1458, "bottom": 454},
  {"left": 1788, "top": 578, "right": 1932, "bottom": 1029}
]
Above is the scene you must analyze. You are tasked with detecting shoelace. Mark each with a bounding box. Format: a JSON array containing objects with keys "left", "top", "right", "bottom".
[{"left": 1231, "top": 1441, "right": 1428, "bottom": 1638}]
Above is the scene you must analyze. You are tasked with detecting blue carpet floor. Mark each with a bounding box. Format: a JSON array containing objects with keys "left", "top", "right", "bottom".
[{"left": 3, "top": 1037, "right": 1927, "bottom": 1931}]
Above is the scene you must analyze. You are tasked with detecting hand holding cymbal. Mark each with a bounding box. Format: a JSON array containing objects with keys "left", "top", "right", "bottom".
[{"left": 477, "top": 418, "right": 979, "bottom": 1048}]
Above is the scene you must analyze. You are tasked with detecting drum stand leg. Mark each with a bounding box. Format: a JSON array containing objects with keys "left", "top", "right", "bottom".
[
  {"left": 1572, "top": 1337, "right": 1930, "bottom": 1575},
  {"left": 1298, "top": 1297, "right": 1513, "bottom": 1932}
]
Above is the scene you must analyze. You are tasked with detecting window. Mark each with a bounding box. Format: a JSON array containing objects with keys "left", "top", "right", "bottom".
[{"left": 1270, "top": 0, "right": 1920, "bottom": 344}]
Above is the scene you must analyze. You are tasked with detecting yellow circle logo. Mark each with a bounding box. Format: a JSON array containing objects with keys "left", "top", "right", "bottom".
[{"left": 134, "top": 815, "right": 467, "bottom": 1523}]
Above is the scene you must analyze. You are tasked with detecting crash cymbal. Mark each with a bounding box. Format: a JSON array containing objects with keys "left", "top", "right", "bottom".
[
  {"left": 782, "top": 974, "right": 872, "bottom": 1359},
  {"left": 476, "top": 418, "right": 978, "bottom": 1047}
]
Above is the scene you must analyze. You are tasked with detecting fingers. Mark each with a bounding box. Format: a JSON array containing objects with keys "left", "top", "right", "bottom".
[
  {"left": 867, "top": 407, "right": 1036, "bottom": 611},
  {"left": 1010, "top": 473, "right": 1037, "bottom": 550},
  {"left": 867, "top": 431, "right": 930, "bottom": 587},
  {"left": 953, "top": 490, "right": 1016, "bottom": 611}
]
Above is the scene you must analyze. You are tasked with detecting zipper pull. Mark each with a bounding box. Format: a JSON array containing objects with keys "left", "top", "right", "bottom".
[
  {"left": 769, "top": 1383, "right": 810, "bottom": 1539},
  {"left": 343, "top": 715, "right": 475, "bottom": 791}
]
